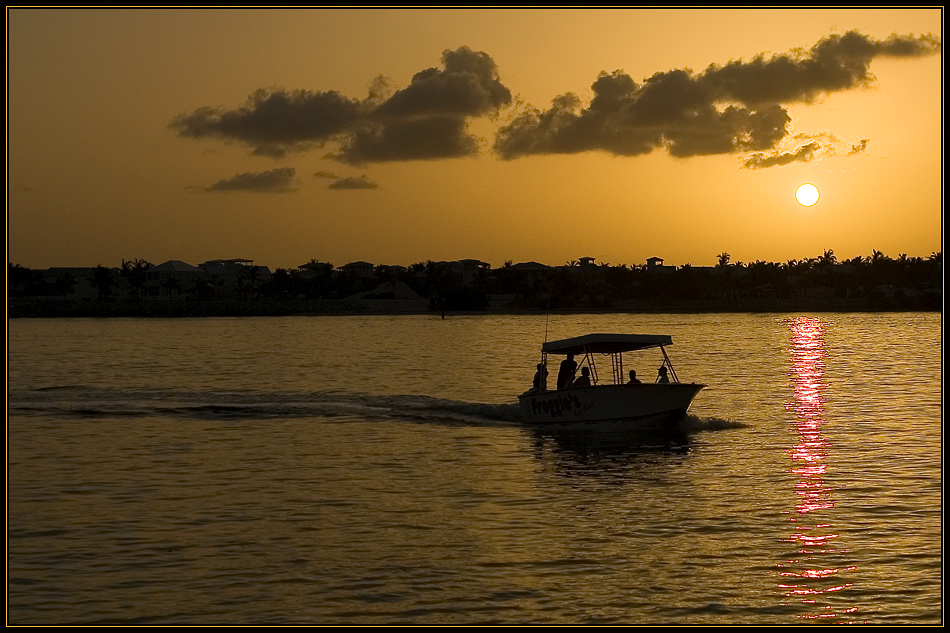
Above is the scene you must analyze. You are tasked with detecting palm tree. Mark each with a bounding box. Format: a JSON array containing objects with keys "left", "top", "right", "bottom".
[
  {"left": 9, "top": 263, "right": 39, "bottom": 297},
  {"left": 191, "top": 277, "right": 214, "bottom": 301},
  {"left": 93, "top": 265, "right": 116, "bottom": 300},
  {"left": 238, "top": 265, "right": 261, "bottom": 300},
  {"left": 55, "top": 272, "right": 77, "bottom": 300},
  {"left": 121, "top": 258, "right": 152, "bottom": 300}
]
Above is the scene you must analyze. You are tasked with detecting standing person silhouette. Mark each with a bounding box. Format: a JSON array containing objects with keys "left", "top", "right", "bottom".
[{"left": 557, "top": 353, "right": 578, "bottom": 390}]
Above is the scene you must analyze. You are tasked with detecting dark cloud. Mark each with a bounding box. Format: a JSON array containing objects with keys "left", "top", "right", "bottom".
[
  {"left": 172, "top": 46, "right": 510, "bottom": 164},
  {"left": 374, "top": 46, "right": 511, "bottom": 119},
  {"left": 332, "top": 115, "right": 480, "bottom": 164},
  {"left": 699, "top": 31, "right": 940, "bottom": 106},
  {"left": 742, "top": 141, "right": 825, "bottom": 169},
  {"left": 849, "top": 138, "right": 870, "bottom": 155},
  {"left": 327, "top": 175, "right": 379, "bottom": 190},
  {"left": 494, "top": 31, "right": 939, "bottom": 166},
  {"left": 492, "top": 72, "right": 791, "bottom": 160},
  {"left": 172, "top": 90, "right": 361, "bottom": 158},
  {"left": 205, "top": 167, "right": 298, "bottom": 193},
  {"left": 313, "top": 170, "right": 379, "bottom": 189},
  {"left": 330, "top": 46, "right": 511, "bottom": 165}
]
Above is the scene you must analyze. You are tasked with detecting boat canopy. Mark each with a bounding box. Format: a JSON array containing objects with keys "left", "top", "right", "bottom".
[{"left": 541, "top": 333, "right": 673, "bottom": 355}]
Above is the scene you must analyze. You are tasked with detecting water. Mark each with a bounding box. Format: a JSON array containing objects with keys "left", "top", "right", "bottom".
[{"left": 7, "top": 312, "right": 942, "bottom": 624}]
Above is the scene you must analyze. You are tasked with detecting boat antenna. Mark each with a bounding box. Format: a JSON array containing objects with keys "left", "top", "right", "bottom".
[{"left": 542, "top": 298, "right": 551, "bottom": 363}]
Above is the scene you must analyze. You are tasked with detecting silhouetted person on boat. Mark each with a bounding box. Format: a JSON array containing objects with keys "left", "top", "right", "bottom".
[
  {"left": 627, "top": 370, "right": 641, "bottom": 384},
  {"left": 557, "top": 354, "right": 578, "bottom": 390},
  {"left": 571, "top": 366, "right": 592, "bottom": 388},
  {"left": 656, "top": 366, "right": 670, "bottom": 383},
  {"left": 532, "top": 362, "right": 548, "bottom": 392}
]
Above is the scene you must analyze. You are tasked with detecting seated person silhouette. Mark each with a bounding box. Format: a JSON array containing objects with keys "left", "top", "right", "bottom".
[
  {"left": 656, "top": 365, "right": 670, "bottom": 383},
  {"left": 627, "top": 369, "right": 641, "bottom": 384},
  {"left": 532, "top": 362, "right": 548, "bottom": 392},
  {"left": 571, "top": 366, "right": 592, "bottom": 388}
]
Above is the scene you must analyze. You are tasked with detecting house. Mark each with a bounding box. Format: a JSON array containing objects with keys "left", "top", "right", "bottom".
[
  {"left": 646, "top": 257, "right": 676, "bottom": 273},
  {"left": 446, "top": 259, "right": 491, "bottom": 285},
  {"left": 507, "top": 261, "right": 552, "bottom": 281},
  {"left": 146, "top": 260, "right": 208, "bottom": 299},
  {"left": 297, "top": 261, "right": 334, "bottom": 279},
  {"left": 338, "top": 261, "right": 375, "bottom": 278},
  {"left": 569, "top": 256, "right": 607, "bottom": 286},
  {"left": 200, "top": 259, "right": 272, "bottom": 295}
]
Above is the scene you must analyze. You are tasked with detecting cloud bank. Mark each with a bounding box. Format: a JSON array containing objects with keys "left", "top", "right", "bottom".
[{"left": 173, "top": 31, "right": 939, "bottom": 172}]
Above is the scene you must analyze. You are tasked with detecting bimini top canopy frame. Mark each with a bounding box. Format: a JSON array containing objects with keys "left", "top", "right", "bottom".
[
  {"left": 541, "top": 333, "right": 673, "bottom": 356},
  {"left": 541, "top": 333, "right": 679, "bottom": 385}
]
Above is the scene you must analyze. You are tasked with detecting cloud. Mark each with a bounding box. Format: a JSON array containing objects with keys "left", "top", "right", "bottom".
[
  {"left": 312, "top": 170, "right": 379, "bottom": 189},
  {"left": 742, "top": 141, "right": 826, "bottom": 169},
  {"left": 374, "top": 46, "right": 512, "bottom": 119},
  {"left": 332, "top": 115, "right": 480, "bottom": 164},
  {"left": 327, "top": 175, "right": 379, "bottom": 190},
  {"left": 849, "top": 138, "right": 870, "bottom": 155},
  {"left": 172, "top": 90, "right": 361, "bottom": 158},
  {"left": 698, "top": 31, "right": 940, "bottom": 107},
  {"left": 333, "top": 46, "right": 511, "bottom": 165},
  {"left": 172, "top": 46, "right": 511, "bottom": 164},
  {"left": 205, "top": 167, "right": 298, "bottom": 193},
  {"left": 492, "top": 71, "right": 794, "bottom": 160},
  {"left": 494, "top": 30, "right": 939, "bottom": 166}
]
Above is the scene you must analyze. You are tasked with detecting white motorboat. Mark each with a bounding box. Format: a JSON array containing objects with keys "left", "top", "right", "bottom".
[{"left": 519, "top": 333, "right": 704, "bottom": 425}]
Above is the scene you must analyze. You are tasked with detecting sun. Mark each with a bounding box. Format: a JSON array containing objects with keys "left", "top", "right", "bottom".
[{"left": 796, "top": 183, "right": 820, "bottom": 207}]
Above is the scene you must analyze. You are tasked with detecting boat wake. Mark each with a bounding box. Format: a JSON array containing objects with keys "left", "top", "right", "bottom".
[
  {"left": 679, "top": 414, "right": 748, "bottom": 431},
  {"left": 9, "top": 386, "right": 522, "bottom": 427}
]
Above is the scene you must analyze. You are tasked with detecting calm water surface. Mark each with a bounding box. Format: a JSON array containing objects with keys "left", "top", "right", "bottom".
[{"left": 7, "top": 312, "right": 942, "bottom": 624}]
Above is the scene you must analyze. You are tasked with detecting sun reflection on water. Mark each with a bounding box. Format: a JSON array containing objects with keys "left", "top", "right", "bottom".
[{"left": 779, "top": 316, "right": 857, "bottom": 622}]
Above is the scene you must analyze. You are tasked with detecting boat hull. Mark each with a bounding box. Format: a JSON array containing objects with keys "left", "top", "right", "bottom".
[{"left": 519, "top": 383, "right": 704, "bottom": 426}]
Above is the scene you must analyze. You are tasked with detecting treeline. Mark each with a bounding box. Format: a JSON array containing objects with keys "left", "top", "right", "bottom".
[
  {"left": 8, "top": 250, "right": 943, "bottom": 316},
  {"left": 464, "top": 250, "right": 942, "bottom": 311}
]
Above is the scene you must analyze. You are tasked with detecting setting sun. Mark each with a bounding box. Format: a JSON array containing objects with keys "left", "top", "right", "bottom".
[{"left": 796, "top": 183, "right": 820, "bottom": 207}]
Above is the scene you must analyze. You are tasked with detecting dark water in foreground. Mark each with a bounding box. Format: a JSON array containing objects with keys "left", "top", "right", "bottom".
[{"left": 7, "top": 312, "right": 942, "bottom": 624}]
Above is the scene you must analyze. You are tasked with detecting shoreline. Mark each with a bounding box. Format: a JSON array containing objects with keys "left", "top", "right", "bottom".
[{"left": 8, "top": 297, "right": 941, "bottom": 318}]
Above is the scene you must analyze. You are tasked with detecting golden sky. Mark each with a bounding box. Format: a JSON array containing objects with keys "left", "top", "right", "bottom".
[{"left": 7, "top": 8, "right": 943, "bottom": 270}]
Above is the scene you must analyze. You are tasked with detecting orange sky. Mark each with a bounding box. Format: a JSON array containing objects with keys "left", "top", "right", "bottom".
[{"left": 7, "top": 8, "right": 943, "bottom": 270}]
